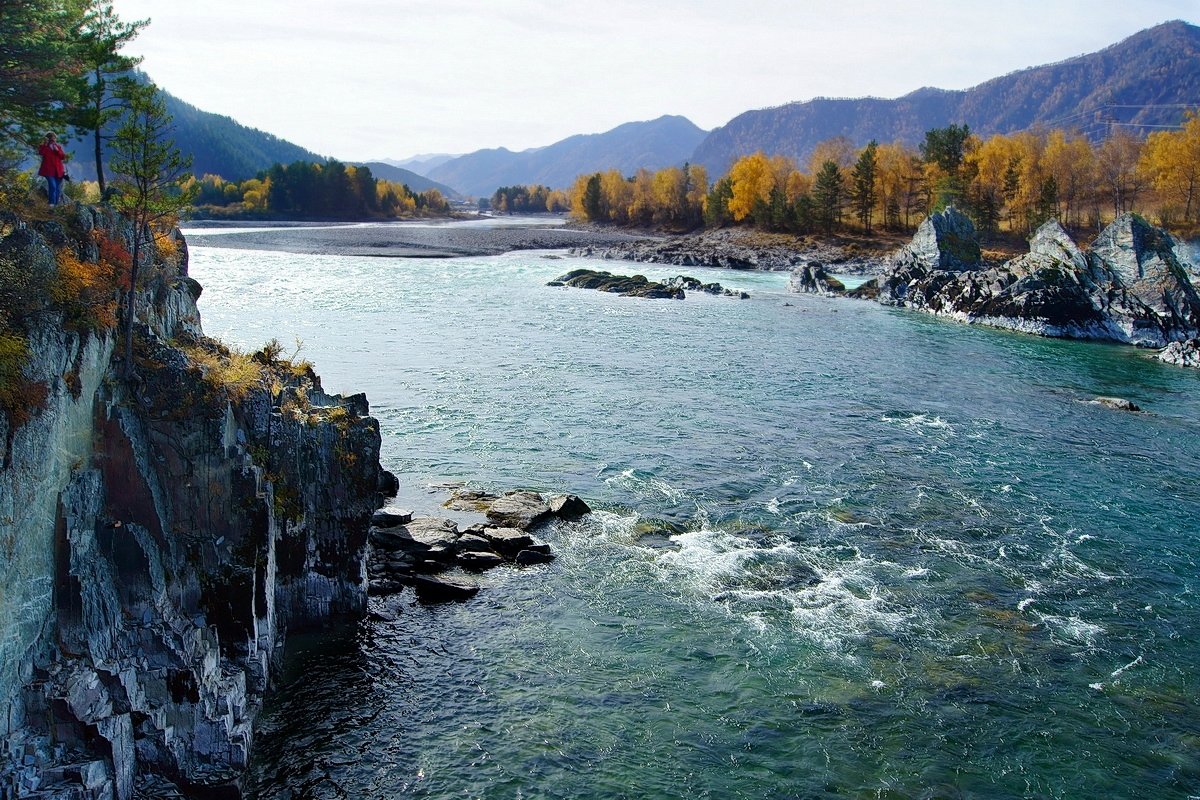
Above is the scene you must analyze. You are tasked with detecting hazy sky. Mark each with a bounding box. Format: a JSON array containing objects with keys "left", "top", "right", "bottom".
[{"left": 109, "top": 1, "right": 1197, "bottom": 162}]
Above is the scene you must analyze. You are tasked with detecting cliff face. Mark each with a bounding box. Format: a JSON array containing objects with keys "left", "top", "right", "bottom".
[{"left": 0, "top": 207, "right": 384, "bottom": 798}]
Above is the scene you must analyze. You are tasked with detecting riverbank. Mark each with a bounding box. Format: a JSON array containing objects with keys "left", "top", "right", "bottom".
[
  {"left": 184, "top": 217, "right": 657, "bottom": 258},
  {"left": 569, "top": 227, "right": 907, "bottom": 273}
]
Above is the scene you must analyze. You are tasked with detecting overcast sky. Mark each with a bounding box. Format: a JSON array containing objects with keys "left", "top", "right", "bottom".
[{"left": 108, "top": 1, "right": 1197, "bottom": 163}]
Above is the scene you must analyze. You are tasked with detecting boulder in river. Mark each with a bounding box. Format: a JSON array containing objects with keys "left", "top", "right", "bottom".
[
  {"left": 486, "top": 490, "right": 554, "bottom": 530},
  {"left": 788, "top": 263, "right": 846, "bottom": 297},
  {"left": 548, "top": 493, "right": 591, "bottom": 519},
  {"left": 549, "top": 268, "right": 685, "bottom": 298}
]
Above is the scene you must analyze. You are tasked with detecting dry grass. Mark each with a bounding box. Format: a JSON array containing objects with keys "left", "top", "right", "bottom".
[{"left": 179, "top": 341, "right": 268, "bottom": 402}]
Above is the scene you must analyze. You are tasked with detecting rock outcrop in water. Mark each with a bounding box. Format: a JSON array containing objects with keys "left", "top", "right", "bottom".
[
  {"left": 548, "top": 269, "right": 748, "bottom": 299},
  {"left": 794, "top": 208, "right": 1200, "bottom": 355},
  {"left": 788, "top": 264, "right": 846, "bottom": 297},
  {"left": 366, "top": 490, "right": 588, "bottom": 598},
  {"left": 0, "top": 207, "right": 386, "bottom": 797}
]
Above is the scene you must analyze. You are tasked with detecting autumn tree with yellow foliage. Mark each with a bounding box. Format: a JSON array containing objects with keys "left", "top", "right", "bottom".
[{"left": 1142, "top": 111, "right": 1200, "bottom": 227}]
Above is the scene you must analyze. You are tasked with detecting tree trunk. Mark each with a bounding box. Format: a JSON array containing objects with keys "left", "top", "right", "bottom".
[
  {"left": 93, "top": 68, "right": 106, "bottom": 197},
  {"left": 122, "top": 225, "right": 141, "bottom": 379}
]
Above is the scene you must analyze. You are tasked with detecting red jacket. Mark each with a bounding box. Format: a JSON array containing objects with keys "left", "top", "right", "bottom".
[{"left": 38, "top": 142, "right": 66, "bottom": 178}]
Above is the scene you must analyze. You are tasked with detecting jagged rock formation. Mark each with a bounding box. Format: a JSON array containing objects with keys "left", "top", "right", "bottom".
[
  {"left": 796, "top": 208, "right": 1200, "bottom": 352},
  {"left": 0, "top": 207, "right": 385, "bottom": 797},
  {"left": 548, "top": 269, "right": 747, "bottom": 299}
]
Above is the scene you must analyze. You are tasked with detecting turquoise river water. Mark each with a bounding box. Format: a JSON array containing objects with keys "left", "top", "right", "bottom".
[{"left": 184, "top": 224, "right": 1200, "bottom": 799}]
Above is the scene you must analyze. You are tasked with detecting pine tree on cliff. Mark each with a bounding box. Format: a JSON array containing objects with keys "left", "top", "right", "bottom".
[
  {"left": 108, "top": 80, "right": 195, "bottom": 379},
  {"left": 72, "top": 2, "right": 148, "bottom": 197}
]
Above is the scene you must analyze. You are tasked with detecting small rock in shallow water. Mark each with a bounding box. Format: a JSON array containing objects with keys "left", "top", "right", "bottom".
[
  {"left": 456, "top": 533, "right": 496, "bottom": 553},
  {"left": 481, "top": 526, "right": 534, "bottom": 554},
  {"left": 515, "top": 548, "right": 556, "bottom": 566},
  {"left": 443, "top": 489, "right": 499, "bottom": 511},
  {"left": 548, "top": 494, "right": 591, "bottom": 519},
  {"left": 457, "top": 551, "right": 505, "bottom": 571},
  {"left": 412, "top": 575, "right": 479, "bottom": 602}
]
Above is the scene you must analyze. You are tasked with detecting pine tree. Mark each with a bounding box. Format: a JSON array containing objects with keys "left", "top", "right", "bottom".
[
  {"left": 0, "top": 0, "right": 87, "bottom": 158},
  {"left": 812, "top": 161, "right": 844, "bottom": 234},
  {"left": 850, "top": 140, "right": 878, "bottom": 234},
  {"left": 72, "top": 2, "right": 147, "bottom": 196},
  {"left": 108, "top": 80, "right": 195, "bottom": 378}
]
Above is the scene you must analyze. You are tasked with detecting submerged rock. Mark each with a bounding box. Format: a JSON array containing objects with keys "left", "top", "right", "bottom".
[
  {"left": 1091, "top": 396, "right": 1142, "bottom": 412},
  {"left": 443, "top": 488, "right": 499, "bottom": 511}
]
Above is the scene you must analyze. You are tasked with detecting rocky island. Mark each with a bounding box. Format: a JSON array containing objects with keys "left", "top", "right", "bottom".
[{"left": 788, "top": 207, "right": 1200, "bottom": 365}]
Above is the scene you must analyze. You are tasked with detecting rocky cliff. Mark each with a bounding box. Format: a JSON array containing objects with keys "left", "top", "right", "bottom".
[
  {"left": 792, "top": 208, "right": 1200, "bottom": 357},
  {"left": 0, "top": 206, "right": 385, "bottom": 798}
]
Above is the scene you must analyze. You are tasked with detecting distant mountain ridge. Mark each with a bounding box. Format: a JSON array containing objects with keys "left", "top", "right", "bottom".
[
  {"left": 692, "top": 20, "right": 1200, "bottom": 176},
  {"left": 65, "top": 87, "right": 328, "bottom": 183},
  {"left": 351, "top": 162, "right": 461, "bottom": 198},
  {"left": 425, "top": 115, "right": 708, "bottom": 197},
  {"left": 382, "top": 153, "right": 459, "bottom": 173}
]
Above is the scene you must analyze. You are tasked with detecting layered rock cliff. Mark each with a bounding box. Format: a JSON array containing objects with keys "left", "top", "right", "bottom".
[
  {"left": 0, "top": 207, "right": 384, "bottom": 798},
  {"left": 791, "top": 208, "right": 1200, "bottom": 357}
]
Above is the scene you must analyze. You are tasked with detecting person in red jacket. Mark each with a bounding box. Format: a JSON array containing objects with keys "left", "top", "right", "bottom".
[{"left": 37, "top": 132, "right": 68, "bottom": 206}]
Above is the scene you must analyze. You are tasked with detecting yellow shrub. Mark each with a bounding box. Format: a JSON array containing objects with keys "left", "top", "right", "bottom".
[
  {"left": 154, "top": 230, "right": 180, "bottom": 262},
  {"left": 53, "top": 248, "right": 120, "bottom": 331}
]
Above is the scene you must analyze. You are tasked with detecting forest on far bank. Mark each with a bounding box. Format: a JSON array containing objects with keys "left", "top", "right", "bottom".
[{"left": 556, "top": 118, "right": 1200, "bottom": 241}]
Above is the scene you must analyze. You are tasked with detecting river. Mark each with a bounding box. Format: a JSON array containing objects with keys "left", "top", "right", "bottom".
[{"left": 183, "top": 222, "right": 1200, "bottom": 799}]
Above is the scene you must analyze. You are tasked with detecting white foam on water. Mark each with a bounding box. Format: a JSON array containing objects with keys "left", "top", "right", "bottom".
[
  {"left": 604, "top": 468, "right": 689, "bottom": 503},
  {"left": 881, "top": 412, "right": 955, "bottom": 436},
  {"left": 638, "top": 524, "right": 918, "bottom": 652},
  {"left": 1034, "top": 612, "right": 1105, "bottom": 648},
  {"left": 1110, "top": 655, "right": 1144, "bottom": 678}
]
